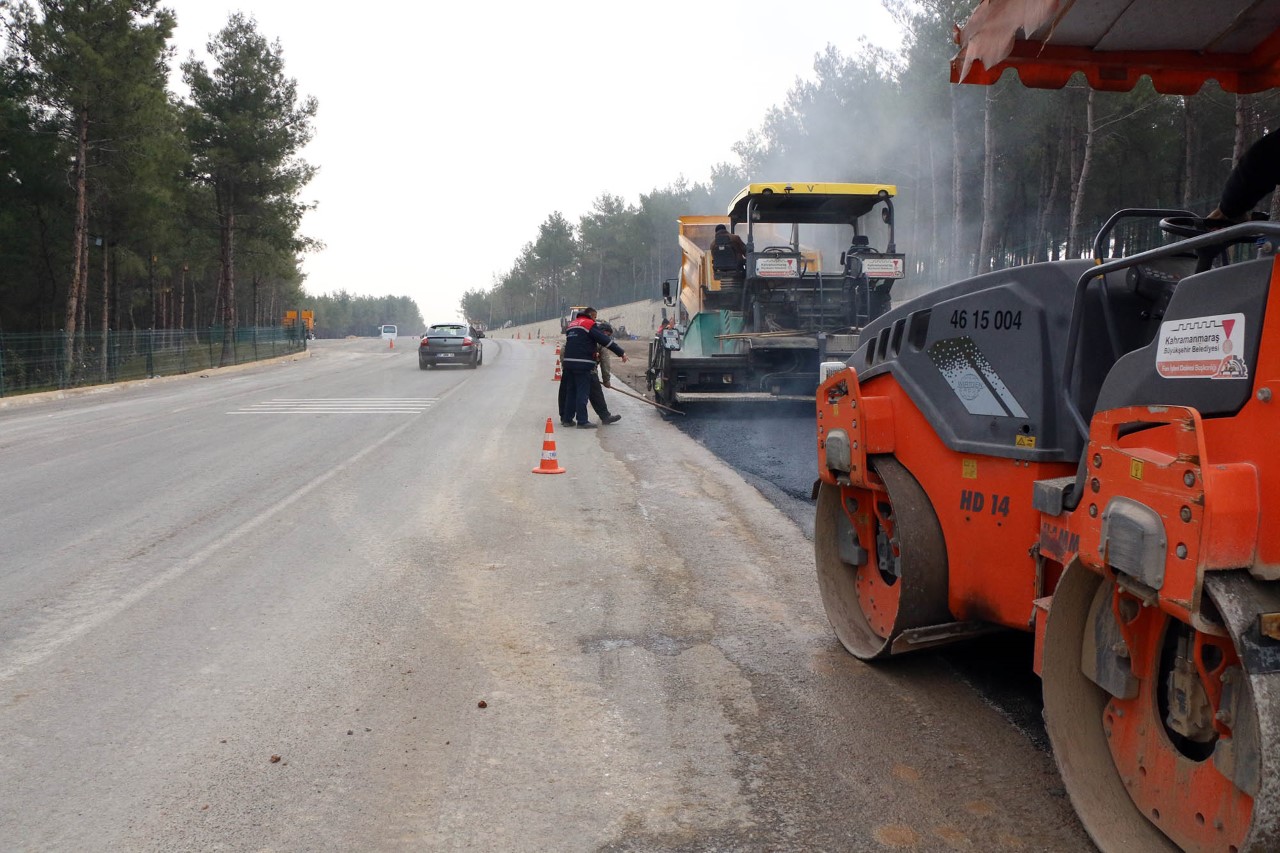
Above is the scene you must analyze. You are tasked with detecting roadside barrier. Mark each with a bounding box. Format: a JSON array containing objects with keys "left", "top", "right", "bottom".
[
  {"left": 0, "top": 326, "right": 306, "bottom": 398},
  {"left": 531, "top": 418, "right": 566, "bottom": 475}
]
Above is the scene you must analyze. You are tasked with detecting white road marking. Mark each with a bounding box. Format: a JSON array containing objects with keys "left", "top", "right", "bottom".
[
  {"left": 228, "top": 398, "right": 437, "bottom": 414},
  {"left": 0, "top": 377, "right": 473, "bottom": 685},
  {"left": 0, "top": 417, "right": 421, "bottom": 683}
]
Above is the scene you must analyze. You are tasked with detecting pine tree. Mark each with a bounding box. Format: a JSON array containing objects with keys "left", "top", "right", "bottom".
[
  {"left": 12, "top": 0, "right": 175, "bottom": 373},
  {"left": 182, "top": 13, "right": 316, "bottom": 366}
]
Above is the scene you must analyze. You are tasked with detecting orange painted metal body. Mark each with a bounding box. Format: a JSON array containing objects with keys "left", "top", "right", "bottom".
[
  {"left": 817, "top": 372, "right": 1076, "bottom": 632},
  {"left": 1051, "top": 257, "right": 1280, "bottom": 621},
  {"left": 1101, "top": 590, "right": 1252, "bottom": 848},
  {"left": 817, "top": 256, "right": 1280, "bottom": 851},
  {"left": 951, "top": 0, "right": 1280, "bottom": 95},
  {"left": 818, "top": 255, "right": 1280, "bottom": 632}
]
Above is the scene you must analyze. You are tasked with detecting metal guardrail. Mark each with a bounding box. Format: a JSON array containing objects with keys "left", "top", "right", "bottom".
[{"left": 0, "top": 326, "right": 306, "bottom": 398}]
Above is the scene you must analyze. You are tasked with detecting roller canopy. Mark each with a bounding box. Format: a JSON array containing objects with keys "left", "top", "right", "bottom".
[{"left": 952, "top": 0, "right": 1280, "bottom": 94}]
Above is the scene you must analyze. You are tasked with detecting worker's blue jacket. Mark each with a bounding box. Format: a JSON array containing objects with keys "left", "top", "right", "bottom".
[{"left": 563, "top": 316, "right": 625, "bottom": 371}]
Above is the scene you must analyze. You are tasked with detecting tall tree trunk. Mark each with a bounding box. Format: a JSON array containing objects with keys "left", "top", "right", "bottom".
[
  {"left": 76, "top": 230, "right": 89, "bottom": 369},
  {"left": 100, "top": 236, "right": 110, "bottom": 382},
  {"left": 1182, "top": 96, "right": 1199, "bottom": 209},
  {"left": 64, "top": 104, "right": 90, "bottom": 379},
  {"left": 1035, "top": 120, "right": 1060, "bottom": 262},
  {"left": 929, "top": 135, "right": 940, "bottom": 288},
  {"left": 149, "top": 252, "right": 159, "bottom": 330},
  {"left": 1233, "top": 94, "right": 1252, "bottom": 163},
  {"left": 976, "top": 87, "right": 998, "bottom": 274},
  {"left": 219, "top": 205, "right": 236, "bottom": 367},
  {"left": 1047, "top": 108, "right": 1071, "bottom": 262},
  {"left": 1068, "top": 89, "right": 1097, "bottom": 258},
  {"left": 950, "top": 86, "right": 964, "bottom": 280},
  {"left": 178, "top": 264, "right": 187, "bottom": 331},
  {"left": 211, "top": 283, "right": 220, "bottom": 336}
]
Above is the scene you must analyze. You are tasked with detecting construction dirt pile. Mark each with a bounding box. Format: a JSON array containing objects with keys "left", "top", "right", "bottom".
[{"left": 605, "top": 339, "right": 651, "bottom": 396}]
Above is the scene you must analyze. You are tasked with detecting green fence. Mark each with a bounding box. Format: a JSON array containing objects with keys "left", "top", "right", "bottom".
[{"left": 0, "top": 326, "right": 307, "bottom": 398}]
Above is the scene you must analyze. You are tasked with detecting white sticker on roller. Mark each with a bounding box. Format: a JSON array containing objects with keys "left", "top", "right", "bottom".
[{"left": 1156, "top": 312, "right": 1248, "bottom": 379}]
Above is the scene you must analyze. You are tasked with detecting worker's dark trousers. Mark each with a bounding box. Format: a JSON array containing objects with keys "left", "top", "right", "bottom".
[
  {"left": 561, "top": 367, "right": 596, "bottom": 425},
  {"left": 558, "top": 369, "right": 609, "bottom": 423}
]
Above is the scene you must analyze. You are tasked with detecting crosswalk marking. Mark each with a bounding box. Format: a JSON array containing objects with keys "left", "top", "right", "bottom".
[{"left": 228, "top": 398, "right": 437, "bottom": 415}]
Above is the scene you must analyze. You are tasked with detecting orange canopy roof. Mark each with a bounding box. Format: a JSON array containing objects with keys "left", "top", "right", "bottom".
[{"left": 952, "top": 0, "right": 1280, "bottom": 94}]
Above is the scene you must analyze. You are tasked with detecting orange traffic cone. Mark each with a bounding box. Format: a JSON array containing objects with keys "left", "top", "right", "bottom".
[
  {"left": 540, "top": 337, "right": 545, "bottom": 345},
  {"left": 552, "top": 358, "right": 562, "bottom": 382},
  {"left": 531, "top": 418, "right": 566, "bottom": 475},
  {"left": 555, "top": 344, "right": 561, "bottom": 356}
]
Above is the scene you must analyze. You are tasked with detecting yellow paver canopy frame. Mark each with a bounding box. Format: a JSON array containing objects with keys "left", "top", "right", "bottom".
[{"left": 728, "top": 182, "right": 898, "bottom": 227}]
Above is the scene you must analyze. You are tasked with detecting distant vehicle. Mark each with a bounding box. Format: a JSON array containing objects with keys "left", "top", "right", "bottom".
[
  {"left": 379, "top": 324, "right": 397, "bottom": 340},
  {"left": 419, "top": 323, "right": 482, "bottom": 369}
]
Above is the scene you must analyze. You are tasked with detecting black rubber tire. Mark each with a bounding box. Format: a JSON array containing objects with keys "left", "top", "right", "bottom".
[{"left": 651, "top": 349, "right": 675, "bottom": 410}]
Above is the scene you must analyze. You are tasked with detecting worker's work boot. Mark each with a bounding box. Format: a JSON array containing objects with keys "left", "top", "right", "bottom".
[{"left": 603, "top": 414, "right": 622, "bottom": 424}]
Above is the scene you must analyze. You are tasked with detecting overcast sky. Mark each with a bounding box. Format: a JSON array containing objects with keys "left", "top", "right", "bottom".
[{"left": 164, "top": 1, "right": 906, "bottom": 324}]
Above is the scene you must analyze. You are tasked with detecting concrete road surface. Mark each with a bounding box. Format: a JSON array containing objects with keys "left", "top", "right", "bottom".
[{"left": 0, "top": 337, "right": 1092, "bottom": 851}]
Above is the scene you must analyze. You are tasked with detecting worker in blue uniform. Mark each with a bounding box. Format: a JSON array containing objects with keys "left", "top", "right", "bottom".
[{"left": 561, "top": 308, "right": 627, "bottom": 429}]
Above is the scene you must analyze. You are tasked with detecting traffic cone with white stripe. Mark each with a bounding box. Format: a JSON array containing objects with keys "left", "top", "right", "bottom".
[
  {"left": 531, "top": 418, "right": 566, "bottom": 475},
  {"left": 552, "top": 357, "right": 562, "bottom": 381}
]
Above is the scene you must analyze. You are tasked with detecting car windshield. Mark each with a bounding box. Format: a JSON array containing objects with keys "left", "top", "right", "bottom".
[{"left": 429, "top": 325, "right": 466, "bottom": 336}]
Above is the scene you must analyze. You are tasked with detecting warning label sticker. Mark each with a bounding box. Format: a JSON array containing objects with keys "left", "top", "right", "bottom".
[
  {"left": 861, "top": 257, "right": 905, "bottom": 279},
  {"left": 1155, "top": 312, "right": 1248, "bottom": 380},
  {"left": 755, "top": 257, "right": 798, "bottom": 278}
]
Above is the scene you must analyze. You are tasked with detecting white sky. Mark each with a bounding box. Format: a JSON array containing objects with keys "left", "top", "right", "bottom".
[{"left": 164, "top": 1, "right": 906, "bottom": 324}]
